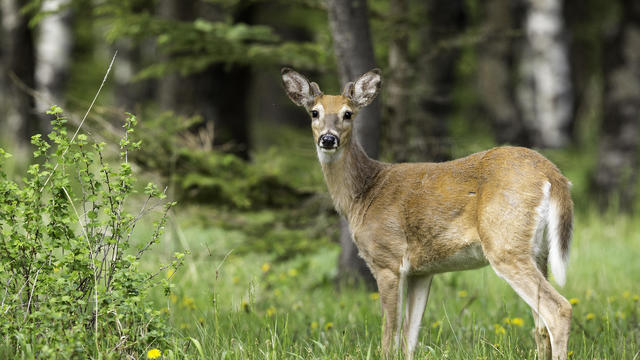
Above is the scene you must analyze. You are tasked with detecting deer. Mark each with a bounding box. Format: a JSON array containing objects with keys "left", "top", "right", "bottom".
[{"left": 281, "top": 67, "right": 573, "bottom": 360}]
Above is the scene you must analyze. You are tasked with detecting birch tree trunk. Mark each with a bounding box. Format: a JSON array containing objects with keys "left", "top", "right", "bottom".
[
  {"left": 517, "top": 0, "right": 573, "bottom": 148},
  {"left": 327, "top": 0, "right": 379, "bottom": 288},
  {"left": 35, "top": 0, "right": 73, "bottom": 132},
  {"left": 592, "top": 0, "right": 640, "bottom": 212}
]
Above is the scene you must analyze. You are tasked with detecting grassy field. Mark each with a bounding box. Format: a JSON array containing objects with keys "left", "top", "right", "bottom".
[{"left": 137, "top": 206, "right": 640, "bottom": 359}]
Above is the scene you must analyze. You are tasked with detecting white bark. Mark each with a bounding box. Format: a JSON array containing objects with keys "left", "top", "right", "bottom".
[
  {"left": 35, "top": 0, "right": 73, "bottom": 112},
  {"left": 517, "top": 0, "right": 573, "bottom": 148}
]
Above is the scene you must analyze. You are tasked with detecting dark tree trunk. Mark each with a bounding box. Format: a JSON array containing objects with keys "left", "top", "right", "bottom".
[
  {"left": 385, "top": 0, "right": 411, "bottom": 162},
  {"left": 157, "top": 0, "right": 251, "bottom": 159},
  {"left": 412, "top": 0, "right": 466, "bottom": 162},
  {"left": 592, "top": 0, "right": 640, "bottom": 213},
  {"left": 1, "top": 0, "right": 37, "bottom": 148},
  {"left": 476, "top": 0, "right": 530, "bottom": 146},
  {"left": 327, "top": 0, "right": 379, "bottom": 289}
]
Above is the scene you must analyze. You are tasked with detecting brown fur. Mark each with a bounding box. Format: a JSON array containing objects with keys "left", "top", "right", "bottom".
[{"left": 282, "top": 68, "right": 574, "bottom": 360}]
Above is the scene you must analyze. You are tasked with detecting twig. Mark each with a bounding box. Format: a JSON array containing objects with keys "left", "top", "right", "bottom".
[
  {"left": 24, "top": 268, "right": 41, "bottom": 321},
  {"left": 40, "top": 50, "right": 118, "bottom": 192}
]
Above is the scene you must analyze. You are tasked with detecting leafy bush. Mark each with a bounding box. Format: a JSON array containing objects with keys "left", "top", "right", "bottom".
[{"left": 0, "top": 107, "right": 184, "bottom": 358}]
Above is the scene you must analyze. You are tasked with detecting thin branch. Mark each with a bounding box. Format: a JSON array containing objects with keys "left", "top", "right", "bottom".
[{"left": 40, "top": 50, "right": 118, "bottom": 192}]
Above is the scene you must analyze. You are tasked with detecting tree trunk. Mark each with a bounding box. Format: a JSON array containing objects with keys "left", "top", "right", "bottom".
[
  {"left": 476, "top": 0, "right": 530, "bottom": 146},
  {"left": 385, "top": 0, "right": 411, "bottom": 162},
  {"left": 517, "top": 0, "right": 573, "bottom": 148},
  {"left": 1, "top": 0, "right": 37, "bottom": 149},
  {"left": 327, "top": 0, "right": 379, "bottom": 288},
  {"left": 35, "top": 0, "right": 73, "bottom": 133},
  {"left": 157, "top": 0, "right": 251, "bottom": 159},
  {"left": 412, "top": 0, "right": 466, "bottom": 162},
  {"left": 592, "top": 0, "right": 640, "bottom": 213}
]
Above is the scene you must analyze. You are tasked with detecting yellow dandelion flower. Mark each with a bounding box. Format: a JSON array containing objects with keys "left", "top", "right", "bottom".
[
  {"left": 616, "top": 311, "right": 626, "bottom": 320},
  {"left": 569, "top": 298, "right": 579, "bottom": 305},
  {"left": 339, "top": 300, "right": 346, "bottom": 308},
  {"left": 311, "top": 321, "right": 319, "bottom": 330},
  {"left": 502, "top": 317, "right": 511, "bottom": 325},
  {"left": 568, "top": 350, "right": 574, "bottom": 357},
  {"left": 510, "top": 317, "right": 524, "bottom": 327},
  {"left": 585, "top": 313, "right": 595, "bottom": 321},
  {"left": 369, "top": 292, "right": 380, "bottom": 300},
  {"left": 199, "top": 317, "right": 204, "bottom": 325},
  {"left": 147, "top": 348, "right": 162, "bottom": 359},
  {"left": 494, "top": 324, "right": 506, "bottom": 335},
  {"left": 288, "top": 268, "right": 298, "bottom": 277},
  {"left": 623, "top": 291, "right": 631, "bottom": 299},
  {"left": 324, "top": 322, "right": 334, "bottom": 331},
  {"left": 266, "top": 306, "right": 276, "bottom": 317},
  {"left": 261, "top": 263, "right": 271, "bottom": 273},
  {"left": 181, "top": 296, "right": 196, "bottom": 310},
  {"left": 232, "top": 276, "right": 240, "bottom": 284},
  {"left": 633, "top": 295, "right": 639, "bottom": 302},
  {"left": 431, "top": 320, "right": 441, "bottom": 328},
  {"left": 179, "top": 323, "right": 188, "bottom": 330},
  {"left": 458, "top": 290, "right": 468, "bottom": 298},
  {"left": 53, "top": 267, "right": 60, "bottom": 273}
]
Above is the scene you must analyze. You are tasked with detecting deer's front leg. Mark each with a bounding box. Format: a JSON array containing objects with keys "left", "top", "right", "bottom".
[{"left": 376, "top": 268, "right": 402, "bottom": 357}]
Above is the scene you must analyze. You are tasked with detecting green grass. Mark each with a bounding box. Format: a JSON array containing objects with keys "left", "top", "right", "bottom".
[{"left": 136, "top": 208, "right": 640, "bottom": 359}]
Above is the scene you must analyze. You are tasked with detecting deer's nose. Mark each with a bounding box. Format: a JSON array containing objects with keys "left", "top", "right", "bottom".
[{"left": 319, "top": 133, "right": 339, "bottom": 149}]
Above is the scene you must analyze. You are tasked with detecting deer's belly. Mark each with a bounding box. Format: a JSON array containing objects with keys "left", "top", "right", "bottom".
[{"left": 414, "top": 242, "right": 489, "bottom": 275}]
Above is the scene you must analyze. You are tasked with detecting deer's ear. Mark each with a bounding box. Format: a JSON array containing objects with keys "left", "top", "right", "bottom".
[
  {"left": 347, "top": 69, "right": 381, "bottom": 108},
  {"left": 281, "top": 68, "right": 322, "bottom": 109}
]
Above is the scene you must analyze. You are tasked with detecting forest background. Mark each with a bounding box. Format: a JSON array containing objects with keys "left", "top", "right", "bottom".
[{"left": 0, "top": 0, "right": 639, "bottom": 358}]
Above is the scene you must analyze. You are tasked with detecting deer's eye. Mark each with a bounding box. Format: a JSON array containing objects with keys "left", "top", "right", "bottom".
[
  {"left": 311, "top": 110, "right": 319, "bottom": 118},
  {"left": 343, "top": 111, "right": 352, "bottom": 120}
]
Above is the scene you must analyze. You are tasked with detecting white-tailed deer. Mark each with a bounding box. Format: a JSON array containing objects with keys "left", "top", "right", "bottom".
[{"left": 281, "top": 68, "right": 573, "bottom": 360}]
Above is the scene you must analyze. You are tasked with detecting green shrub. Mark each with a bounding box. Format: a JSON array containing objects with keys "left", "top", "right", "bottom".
[{"left": 0, "top": 107, "right": 184, "bottom": 358}]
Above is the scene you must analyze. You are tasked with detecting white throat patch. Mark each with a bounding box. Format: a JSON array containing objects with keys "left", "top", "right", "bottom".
[{"left": 316, "top": 145, "right": 343, "bottom": 163}]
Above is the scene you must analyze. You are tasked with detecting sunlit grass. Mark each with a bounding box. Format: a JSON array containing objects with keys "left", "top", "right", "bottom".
[{"left": 136, "top": 209, "right": 640, "bottom": 359}]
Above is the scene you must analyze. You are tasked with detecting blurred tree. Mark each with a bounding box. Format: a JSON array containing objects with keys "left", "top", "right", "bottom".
[
  {"left": 476, "top": 0, "right": 529, "bottom": 146},
  {"left": 517, "top": 0, "right": 573, "bottom": 148},
  {"left": 411, "top": 0, "right": 462, "bottom": 162},
  {"left": 327, "top": 0, "right": 379, "bottom": 288},
  {"left": 1, "top": 0, "right": 37, "bottom": 149},
  {"left": 592, "top": 0, "right": 640, "bottom": 212},
  {"left": 35, "top": 0, "right": 73, "bottom": 132}
]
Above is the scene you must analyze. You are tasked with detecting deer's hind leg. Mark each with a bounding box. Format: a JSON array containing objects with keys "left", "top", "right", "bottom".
[{"left": 402, "top": 274, "right": 433, "bottom": 360}]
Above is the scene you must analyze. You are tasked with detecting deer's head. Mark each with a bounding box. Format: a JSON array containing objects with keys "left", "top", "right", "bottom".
[{"left": 281, "top": 68, "right": 381, "bottom": 162}]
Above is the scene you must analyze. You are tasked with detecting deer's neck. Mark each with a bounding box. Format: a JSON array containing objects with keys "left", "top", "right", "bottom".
[{"left": 319, "top": 140, "right": 385, "bottom": 219}]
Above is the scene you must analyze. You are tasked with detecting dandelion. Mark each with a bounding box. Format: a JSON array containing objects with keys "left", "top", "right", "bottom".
[
  {"left": 458, "top": 290, "right": 468, "bottom": 298},
  {"left": 633, "top": 295, "right": 639, "bottom": 302},
  {"left": 369, "top": 292, "right": 380, "bottom": 300},
  {"left": 179, "top": 323, "right": 188, "bottom": 330},
  {"left": 502, "top": 317, "right": 511, "bottom": 325},
  {"left": 623, "top": 291, "right": 631, "bottom": 299},
  {"left": 510, "top": 317, "right": 524, "bottom": 327},
  {"left": 585, "top": 313, "right": 595, "bottom": 321},
  {"left": 53, "top": 267, "right": 60, "bottom": 273},
  {"left": 181, "top": 296, "right": 196, "bottom": 310},
  {"left": 266, "top": 306, "right": 276, "bottom": 317},
  {"left": 147, "top": 348, "right": 162, "bottom": 359},
  {"left": 288, "top": 268, "right": 298, "bottom": 277},
  {"left": 261, "top": 263, "right": 271, "bottom": 273},
  {"left": 616, "top": 311, "right": 626, "bottom": 320},
  {"left": 324, "top": 322, "right": 334, "bottom": 331},
  {"left": 311, "top": 321, "right": 319, "bottom": 330},
  {"left": 568, "top": 350, "right": 574, "bottom": 357},
  {"left": 198, "top": 317, "right": 204, "bottom": 325},
  {"left": 431, "top": 320, "right": 441, "bottom": 329},
  {"left": 569, "top": 298, "right": 579, "bottom": 305},
  {"left": 494, "top": 324, "right": 506, "bottom": 335},
  {"left": 232, "top": 276, "right": 240, "bottom": 284}
]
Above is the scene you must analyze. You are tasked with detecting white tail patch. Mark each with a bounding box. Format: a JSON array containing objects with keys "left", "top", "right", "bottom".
[{"left": 547, "top": 199, "right": 568, "bottom": 286}]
